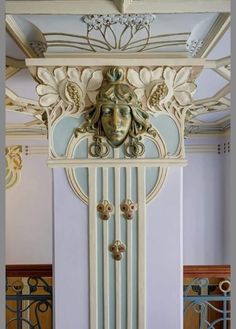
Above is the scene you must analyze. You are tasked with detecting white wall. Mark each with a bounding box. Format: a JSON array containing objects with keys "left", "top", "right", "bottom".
[
  {"left": 147, "top": 167, "right": 183, "bottom": 329},
  {"left": 5, "top": 139, "right": 53, "bottom": 264},
  {"left": 183, "top": 136, "right": 230, "bottom": 265},
  {"left": 53, "top": 168, "right": 89, "bottom": 329}
]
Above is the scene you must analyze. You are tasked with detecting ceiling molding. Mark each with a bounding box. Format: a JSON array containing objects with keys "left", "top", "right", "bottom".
[
  {"left": 6, "top": 57, "right": 25, "bottom": 68},
  {"left": 6, "top": 66, "right": 21, "bottom": 80},
  {"left": 193, "top": 83, "right": 230, "bottom": 107},
  {"left": 198, "top": 14, "right": 230, "bottom": 58},
  {"left": 113, "top": 0, "right": 133, "bottom": 13},
  {"left": 6, "top": 15, "right": 37, "bottom": 57},
  {"left": 6, "top": 57, "right": 26, "bottom": 80},
  {"left": 5, "top": 87, "right": 39, "bottom": 107},
  {"left": 6, "top": 0, "right": 231, "bottom": 14}
]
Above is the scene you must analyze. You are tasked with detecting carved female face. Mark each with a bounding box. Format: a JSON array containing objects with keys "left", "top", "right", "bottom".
[{"left": 101, "top": 104, "right": 132, "bottom": 147}]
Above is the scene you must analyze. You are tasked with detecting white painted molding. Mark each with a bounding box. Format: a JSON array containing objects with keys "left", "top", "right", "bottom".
[
  {"left": 47, "top": 158, "right": 187, "bottom": 168},
  {"left": 6, "top": 0, "right": 230, "bottom": 14},
  {"left": 88, "top": 168, "right": 98, "bottom": 329},
  {"left": 26, "top": 56, "right": 208, "bottom": 69},
  {"left": 126, "top": 167, "right": 132, "bottom": 329},
  {"left": 22, "top": 144, "right": 223, "bottom": 155},
  {"left": 198, "top": 14, "right": 230, "bottom": 58},
  {"left": 114, "top": 166, "right": 121, "bottom": 329},
  {"left": 102, "top": 167, "right": 109, "bottom": 329},
  {"left": 6, "top": 15, "right": 36, "bottom": 57},
  {"left": 138, "top": 167, "right": 146, "bottom": 329}
]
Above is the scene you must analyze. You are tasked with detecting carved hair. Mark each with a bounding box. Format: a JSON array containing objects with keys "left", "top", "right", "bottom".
[{"left": 76, "top": 67, "right": 156, "bottom": 138}]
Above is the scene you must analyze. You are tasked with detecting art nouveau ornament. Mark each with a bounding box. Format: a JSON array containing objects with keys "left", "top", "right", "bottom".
[
  {"left": 36, "top": 67, "right": 103, "bottom": 110},
  {"left": 109, "top": 240, "right": 126, "bottom": 261},
  {"left": 31, "top": 63, "right": 199, "bottom": 329},
  {"left": 127, "top": 66, "right": 197, "bottom": 112},
  {"left": 5, "top": 145, "right": 22, "bottom": 189},
  {"left": 75, "top": 67, "right": 156, "bottom": 151},
  {"left": 97, "top": 200, "right": 113, "bottom": 220},
  {"left": 120, "top": 200, "right": 138, "bottom": 220}
]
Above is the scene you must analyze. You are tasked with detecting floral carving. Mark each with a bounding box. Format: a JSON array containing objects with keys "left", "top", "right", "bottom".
[
  {"left": 120, "top": 199, "right": 138, "bottom": 220},
  {"left": 109, "top": 240, "right": 126, "bottom": 261},
  {"left": 5, "top": 146, "right": 22, "bottom": 189},
  {"left": 127, "top": 67, "right": 196, "bottom": 112},
  {"left": 97, "top": 200, "right": 113, "bottom": 220},
  {"left": 36, "top": 67, "right": 103, "bottom": 110}
]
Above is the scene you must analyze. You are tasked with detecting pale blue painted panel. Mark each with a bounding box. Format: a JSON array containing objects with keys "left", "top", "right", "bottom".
[
  {"left": 96, "top": 167, "right": 104, "bottom": 329},
  {"left": 144, "top": 138, "right": 159, "bottom": 158},
  {"left": 150, "top": 114, "right": 179, "bottom": 155},
  {"left": 146, "top": 168, "right": 160, "bottom": 196},
  {"left": 131, "top": 167, "right": 138, "bottom": 329},
  {"left": 74, "top": 168, "right": 88, "bottom": 197},
  {"left": 74, "top": 139, "right": 89, "bottom": 197},
  {"left": 120, "top": 167, "right": 127, "bottom": 329},
  {"left": 53, "top": 116, "right": 83, "bottom": 156},
  {"left": 74, "top": 138, "right": 88, "bottom": 159},
  {"left": 108, "top": 168, "right": 115, "bottom": 329}
]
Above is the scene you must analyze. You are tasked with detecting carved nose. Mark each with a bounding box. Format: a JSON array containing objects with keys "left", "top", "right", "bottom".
[{"left": 112, "top": 107, "right": 121, "bottom": 127}]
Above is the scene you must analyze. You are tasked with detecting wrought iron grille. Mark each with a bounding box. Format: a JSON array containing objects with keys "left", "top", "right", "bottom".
[
  {"left": 6, "top": 266, "right": 231, "bottom": 328},
  {"left": 6, "top": 276, "right": 52, "bottom": 329},
  {"left": 184, "top": 278, "right": 231, "bottom": 329}
]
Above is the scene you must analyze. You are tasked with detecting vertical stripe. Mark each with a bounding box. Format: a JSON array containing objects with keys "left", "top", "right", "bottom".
[
  {"left": 89, "top": 168, "right": 97, "bottom": 329},
  {"left": 126, "top": 167, "right": 132, "bottom": 329},
  {"left": 115, "top": 166, "right": 121, "bottom": 329},
  {"left": 138, "top": 167, "right": 146, "bottom": 329},
  {"left": 102, "top": 167, "right": 109, "bottom": 329}
]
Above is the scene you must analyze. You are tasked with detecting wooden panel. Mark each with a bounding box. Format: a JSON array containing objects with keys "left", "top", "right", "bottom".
[
  {"left": 184, "top": 265, "right": 231, "bottom": 278},
  {"left": 6, "top": 265, "right": 52, "bottom": 277},
  {"left": 7, "top": 264, "right": 231, "bottom": 278}
]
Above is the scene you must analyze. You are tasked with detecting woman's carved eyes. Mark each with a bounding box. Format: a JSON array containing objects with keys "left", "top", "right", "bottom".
[{"left": 102, "top": 106, "right": 131, "bottom": 117}]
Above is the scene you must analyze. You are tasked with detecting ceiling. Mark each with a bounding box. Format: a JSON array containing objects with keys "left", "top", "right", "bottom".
[{"left": 5, "top": 0, "right": 231, "bottom": 139}]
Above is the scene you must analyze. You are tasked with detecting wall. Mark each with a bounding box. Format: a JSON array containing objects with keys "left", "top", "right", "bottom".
[
  {"left": 5, "top": 138, "right": 53, "bottom": 264},
  {"left": 183, "top": 136, "right": 230, "bottom": 265}
]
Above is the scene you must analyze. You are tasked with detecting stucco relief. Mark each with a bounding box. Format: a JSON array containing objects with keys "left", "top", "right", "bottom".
[{"left": 6, "top": 145, "right": 22, "bottom": 189}]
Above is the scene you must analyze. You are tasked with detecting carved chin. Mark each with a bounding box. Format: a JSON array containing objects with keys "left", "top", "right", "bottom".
[{"left": 105, "top": 134, "right": 128, "bottom": 147}]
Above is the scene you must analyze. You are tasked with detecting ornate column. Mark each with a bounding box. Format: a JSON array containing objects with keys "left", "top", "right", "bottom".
[{"left": 27, "top": 61, "right": 199, "bottom": 329}]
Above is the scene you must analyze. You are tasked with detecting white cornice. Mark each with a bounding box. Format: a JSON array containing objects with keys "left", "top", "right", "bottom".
[{"left": 6, "top": 0, "right": 231, "bottom": 14}]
